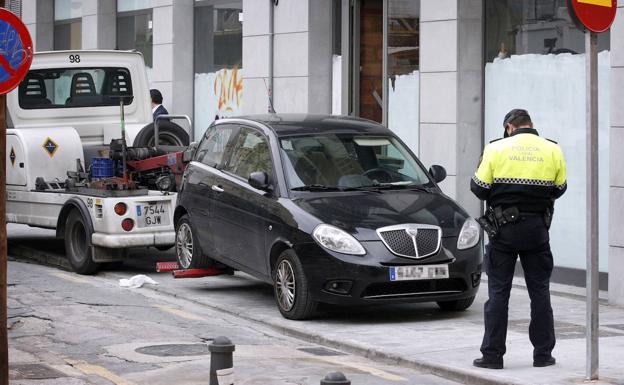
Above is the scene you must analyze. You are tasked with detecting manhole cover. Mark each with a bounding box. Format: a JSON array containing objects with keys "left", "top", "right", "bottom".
[
  {"left": 136, "top": 344, "right": 211, "bottom": 357},
  {"left": 298, "top": 347, "right": 347, "bottom": 357},
  {"left": 10, "top": 364, "right": 65, "bottom": 380}
]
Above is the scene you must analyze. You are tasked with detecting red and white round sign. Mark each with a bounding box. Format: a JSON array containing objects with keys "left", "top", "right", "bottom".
[
  {"left": 569, "top": 0, "right": 618, "bottom": 33},
  {"left": 0, "top": 8, "right": 33, "bottom": 95}
]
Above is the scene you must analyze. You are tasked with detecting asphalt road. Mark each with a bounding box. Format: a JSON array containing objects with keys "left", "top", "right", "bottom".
[{"left": 7, "top": 225, "right": 461, "bottom": 385}]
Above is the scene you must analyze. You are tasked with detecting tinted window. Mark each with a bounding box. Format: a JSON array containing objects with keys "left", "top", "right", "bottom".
[
  {"left": 280, "top": 134, "right": 431, "bottom": 188},
  {"left": 18, "top": 68, "right": 133, "bottom": 109},
  {"left": 195, "top": 124, "right": 236, "bottom": 167},
  {"left": 224, "top": 128, "right": 273, "bottom": 180}
]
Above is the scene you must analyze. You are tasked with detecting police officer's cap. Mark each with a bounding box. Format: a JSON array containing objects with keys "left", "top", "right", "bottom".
[{"left": 503, "top": 109, "right": 531, "bottom": 128}]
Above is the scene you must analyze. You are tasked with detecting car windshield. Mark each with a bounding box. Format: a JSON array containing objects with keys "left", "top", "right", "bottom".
[{"left": 280, "top": 134, "right": 432, "bottom": 190}]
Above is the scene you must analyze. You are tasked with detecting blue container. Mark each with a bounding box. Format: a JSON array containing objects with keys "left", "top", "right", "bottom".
[{"left": 91, "top": 157, "right": 114, "bottom": 179}]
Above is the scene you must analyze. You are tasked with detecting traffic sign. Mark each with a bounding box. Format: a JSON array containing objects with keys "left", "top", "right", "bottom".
[
  {"left": 0, "top": 8, "right": 32, "bottom": 95},
  {"left": 569, "top": 0, "right": 618, "bottom": 33}
]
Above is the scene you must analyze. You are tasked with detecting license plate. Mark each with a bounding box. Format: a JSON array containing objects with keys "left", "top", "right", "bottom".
[
  {"left": 136, "top": 203, "right": 170, "bottom": 227},
  {"left": 389, "top": 264, "right": 449, "bottom": 281}
]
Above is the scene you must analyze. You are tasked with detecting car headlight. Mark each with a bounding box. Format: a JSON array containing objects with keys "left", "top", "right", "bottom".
[
  {"left": 457, "top": 218, "right": 480, "bottom": 250},
  {"left": 312, "top": 224, "right": 366, "bottom": 256}
]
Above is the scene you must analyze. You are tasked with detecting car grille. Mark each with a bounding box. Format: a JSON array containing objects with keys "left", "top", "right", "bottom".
[
  {"left": 377, "top": 225, "right": 441, "bottom": 259},
  {"left": 361, "top": 279, "right": 467, "bottom": 299}
]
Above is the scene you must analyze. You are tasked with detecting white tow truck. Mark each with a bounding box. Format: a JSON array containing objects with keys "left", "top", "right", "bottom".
[{"left": 5, "top": 50, "right": 191, "bottom": 274}]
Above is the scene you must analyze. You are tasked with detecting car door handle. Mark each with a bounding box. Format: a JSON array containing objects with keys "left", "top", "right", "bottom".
[{"left": 211, "top": 185, "right": 224, "bottom": 193}]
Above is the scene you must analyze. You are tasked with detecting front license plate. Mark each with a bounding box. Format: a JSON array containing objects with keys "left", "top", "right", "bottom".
[
  {"left": 389, "top": 264, "right": 449, "bottom": 281},
  {"left": 136, "top": 203, "right": 170, "bottom": 228}
]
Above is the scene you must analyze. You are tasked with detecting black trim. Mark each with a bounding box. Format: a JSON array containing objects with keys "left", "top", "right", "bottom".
[
  {"left": 510, "top": 128, "right": 539, "bottom": 137},
  {"left": 515, "top": 264, "right": 608, "bottom": 291}
]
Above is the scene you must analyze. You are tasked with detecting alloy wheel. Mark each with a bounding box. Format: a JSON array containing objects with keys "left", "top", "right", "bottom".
[
  {"left": 176, "top": 223, "right": 194, "bottom": 269},
  {"left": 276, "top": 259, "right": 296, "bottom": 311}
]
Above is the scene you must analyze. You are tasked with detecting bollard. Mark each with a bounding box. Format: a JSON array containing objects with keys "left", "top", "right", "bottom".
[
  {"left": 208, "top": 336, "right": 235, "bottom": 385},
  {"left": 320, "top": 371, "right": 350, "bottom": 385}
]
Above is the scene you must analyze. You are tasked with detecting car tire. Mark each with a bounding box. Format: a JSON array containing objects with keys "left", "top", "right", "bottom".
[
  {"left": 436, "top": 295, "right": 476, "bottom": 311},
  {"left": 133, "top": 121, "right": 190, "bottom": 147},
  {"left": 273, "top": 250, "right": 317, "bottom": 320},
  {"left": 175, "top": 215, "right": 211, "bottom": 269},
  {"left": 64, "top": 209, "right": 102, "bottom": 275}
]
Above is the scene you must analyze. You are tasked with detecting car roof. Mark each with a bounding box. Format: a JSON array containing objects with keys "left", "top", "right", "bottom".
[{"left": 221, "top": 114, "right": 392, "bottom": 137}]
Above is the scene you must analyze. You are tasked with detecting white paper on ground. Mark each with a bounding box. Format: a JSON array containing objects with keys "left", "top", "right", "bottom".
[{"left": 119, "top": 275, "right": 159, "bottom": 289}]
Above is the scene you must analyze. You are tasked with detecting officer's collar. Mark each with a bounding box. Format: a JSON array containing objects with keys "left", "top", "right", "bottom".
[{"left": 511, "top": 127, "right": 539, "bottom": 137}]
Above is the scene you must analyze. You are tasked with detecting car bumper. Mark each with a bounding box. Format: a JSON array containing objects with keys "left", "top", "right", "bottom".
[
  {"left": 92, "top": 231, "right": 176, "bottom": 248},
  {"left": 293, "top": 238, "right": 483, "bottom": 306}
]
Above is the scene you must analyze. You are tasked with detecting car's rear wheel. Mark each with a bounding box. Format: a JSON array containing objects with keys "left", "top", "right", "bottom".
[
  {"left": 64, "top": 209, "right": 101, "bottom": 275},
  {"left": 273, "top": 250, "right": 317, "bottom": 320},
  {"left": 437, "top": 295, "right": 476, "bottom": 311},
  {"left": 175, "top": 215, "right": 211, "bottom": 269}
]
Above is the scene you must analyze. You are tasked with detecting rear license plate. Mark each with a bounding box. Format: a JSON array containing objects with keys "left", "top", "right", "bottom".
[
  {"left": 136, "top": 203, "right": 170, "bottom": 228},
  {"left": 389, "top": 264, "right": 449, "bottom": 281}
]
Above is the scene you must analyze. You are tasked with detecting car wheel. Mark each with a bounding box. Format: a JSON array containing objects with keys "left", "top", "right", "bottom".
[
  {"left": 436, "top": 295, "right": 476, "bottom": 311},
  {"left": 175, "top": 215, "right": 211, "bottom": 269},
  {"left": 273, "top": 250, "right": 317, "bottom": 320},
  {"left": 133, "top": 121, "right": 190, "bottom": 147},
  {"left": 64, "top": 209, "right": 101, "bottom": 275}
]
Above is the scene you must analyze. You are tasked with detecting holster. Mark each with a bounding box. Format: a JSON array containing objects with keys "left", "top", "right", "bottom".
[{"left": 477, "top": 207, "right": 499, "bottom": 239}]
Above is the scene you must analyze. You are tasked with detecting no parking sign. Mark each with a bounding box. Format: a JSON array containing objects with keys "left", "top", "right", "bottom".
[
  {"left": 0, "top": 8, "right": 33, "bottom": 94},
  {"left": 569, "top": 0, "right": 618, "bottom": 32}
]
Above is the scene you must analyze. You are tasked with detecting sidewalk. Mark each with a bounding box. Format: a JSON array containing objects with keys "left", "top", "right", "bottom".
[{"left": 7, "top": 224, "right": 624, "bottom": 385}]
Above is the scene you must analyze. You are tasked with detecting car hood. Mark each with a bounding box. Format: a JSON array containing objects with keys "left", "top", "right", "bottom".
[{"left": 291, "top": 190, "right": 469, "bottom": 241}]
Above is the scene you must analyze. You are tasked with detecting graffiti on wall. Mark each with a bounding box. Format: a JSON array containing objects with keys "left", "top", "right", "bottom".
[{"left": 194, "top": 68, "right": 244, "bottom": 140}]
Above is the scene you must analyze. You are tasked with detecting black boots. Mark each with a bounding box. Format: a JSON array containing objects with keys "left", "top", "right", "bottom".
[{"left": 473, "top": 357, "right": 504, "bottom": 369}]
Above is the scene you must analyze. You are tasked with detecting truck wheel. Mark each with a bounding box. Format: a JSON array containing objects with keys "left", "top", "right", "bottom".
[
  {"left": 133, "top": 121, "right": 190, "bottom": 147},
  {"left": 175, "top": 215, "right": 211, "bottom": 269},
  {"left": 64, "top": 210, "right": 101, "bottom": 275},
  {"left": 273, "top": 250, "right": 317, "bottom": 320},
  {"left": 437, "top": 295, "right": 476, "bottom": 311}
]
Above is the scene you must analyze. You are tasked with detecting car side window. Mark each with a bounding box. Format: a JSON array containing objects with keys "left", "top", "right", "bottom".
[
  {"left": 194, "top": 124, "right": 236, "bottom": 167},
  {"left": 223, "top": 127, "right": 273, "bottom": 181}
]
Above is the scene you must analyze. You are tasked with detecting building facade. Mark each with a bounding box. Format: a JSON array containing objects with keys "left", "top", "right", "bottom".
[{"left": 16, "top": 0, "right": 624, "bottom": 306}]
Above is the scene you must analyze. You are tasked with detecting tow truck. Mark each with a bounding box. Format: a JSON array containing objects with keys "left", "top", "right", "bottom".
[{"left": 5, "top": 50, "right": 192, "bottom": 274}]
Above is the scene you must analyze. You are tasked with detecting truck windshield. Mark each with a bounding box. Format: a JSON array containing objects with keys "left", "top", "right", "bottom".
[
  {"left": 18, "top": 67, "right": 133, "bottom": 109},
  {"left": 280, "top": 134, "right": 433, "bottom": 190}
]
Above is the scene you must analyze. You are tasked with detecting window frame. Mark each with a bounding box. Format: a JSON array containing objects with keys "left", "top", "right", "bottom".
[
  {"left": 221, "top": 125, "right": 276, "bottom": 186},
  {"left": 194, "top": 123, "right": 240, "bottom": 169},
  {"left": 116, "top": 8, "right": 154, "bottom": 67}
]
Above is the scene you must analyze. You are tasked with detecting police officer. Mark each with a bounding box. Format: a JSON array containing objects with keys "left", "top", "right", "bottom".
[{"left": 471, "top": 109, "right": 567, "bottom": 369}]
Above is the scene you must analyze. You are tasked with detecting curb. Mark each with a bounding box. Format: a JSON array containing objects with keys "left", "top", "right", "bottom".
[{"left": 7, "top": 245, "right": 529, "bottom": 385}]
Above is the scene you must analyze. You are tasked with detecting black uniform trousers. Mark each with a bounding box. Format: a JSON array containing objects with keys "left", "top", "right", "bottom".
[{"left": 480, "top": 214, "right": 556, "bottom": 361}]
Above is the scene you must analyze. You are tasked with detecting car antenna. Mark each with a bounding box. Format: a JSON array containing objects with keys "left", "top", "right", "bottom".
[{"left": 263, "top": 78, "right": 276, "bottom": 114}]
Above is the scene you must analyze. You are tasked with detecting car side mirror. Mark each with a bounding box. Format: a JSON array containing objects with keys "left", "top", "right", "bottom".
[
  {"left": 429, "top": 165, "right": 447, "bottom": 183},
  {"left": 183, "top": 141, "right": 199, "bottom": 162},
  {"left": 248, "top": 171, "right": 271, "bottom": 191}
]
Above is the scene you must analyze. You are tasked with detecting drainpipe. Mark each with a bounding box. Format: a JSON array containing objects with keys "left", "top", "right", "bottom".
[{"left": 268, "top": 0, "right": 276, "bottom": 113}]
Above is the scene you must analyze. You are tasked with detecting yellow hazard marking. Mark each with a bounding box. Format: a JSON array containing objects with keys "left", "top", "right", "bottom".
[
  {"left": 153, "top": 304, "right": 205, "bottom": 321},
  {"left": 315, "top": 356, "right": 407, "bottom": 382},
  {"left": 578, "top": 0, "right": 612, "bottom": 7},
  {"left": 51, "top": 271, "right": 89, "bottom": 284},
  {"left": 66, "top": 360, "right": 137, "bottom": 385}
]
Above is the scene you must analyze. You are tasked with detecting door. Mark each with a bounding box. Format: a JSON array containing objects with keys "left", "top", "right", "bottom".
[
  {"left": 210, "top": 126, "right": 275, "bottom": 276},
  {"left": 359, "top": 0, "right": 383, "bottom": 123},
  {"left": 183, "top": 123, "right": 237, "bottom": 257},
  {"left": 6, "top": 135, "right": 27, "bottom": 186}
]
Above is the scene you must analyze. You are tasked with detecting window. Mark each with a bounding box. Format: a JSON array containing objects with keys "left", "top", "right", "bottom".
[
  {"left": 195, "top": 124, "right": 237, "bottom": 167},
  {"left": 117, "top": 10, "right": 153, "bottom": 67},
  {"left": 54, "top": 0, "right": 82, "bottom": 50},
  {"left": 18, "top": 67, "right": 133, "bottom": 109},
  {"left": 279, "top": 134, "right": 430, "bottom": 189},
  {"left": 193, "top": 0, "right": 243, "bottom": 140},
  {"left": 224, "top": 128, "right": 272, "bottom": 180}
]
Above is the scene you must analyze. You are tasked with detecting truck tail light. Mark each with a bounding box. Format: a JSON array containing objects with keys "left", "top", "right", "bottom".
[
  {"left": 121, "top": 218, "right": 134, "bottom": 232},
  {"left": 114, "top": 202, "right": 127, "bottom": 216}
]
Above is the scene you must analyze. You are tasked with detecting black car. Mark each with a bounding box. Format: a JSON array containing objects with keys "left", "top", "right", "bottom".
[{"left": 174, "top": 114, "right": 483, "bottom": 320}]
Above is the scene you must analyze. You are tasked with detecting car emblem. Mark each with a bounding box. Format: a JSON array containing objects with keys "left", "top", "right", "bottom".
[{"left": 405, "top": 228, "right": 418, "bottom": 237}]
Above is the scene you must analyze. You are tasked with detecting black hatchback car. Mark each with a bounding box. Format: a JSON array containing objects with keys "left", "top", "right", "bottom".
[{"left": 174, "top": 114, "right": 482, "bottom": 319}]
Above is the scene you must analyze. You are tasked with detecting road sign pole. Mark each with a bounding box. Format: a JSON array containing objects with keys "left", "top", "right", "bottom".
[
  {"left": 585, "top": 30, "right": 599, "bottom": 382},
  {"left": 1, "top": 5, "right": 8, "bottom": 385}
]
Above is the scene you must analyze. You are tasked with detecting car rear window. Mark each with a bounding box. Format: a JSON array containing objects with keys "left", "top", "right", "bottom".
[{"left": 18, "top": 67, "right": 133, "bottom": 109}]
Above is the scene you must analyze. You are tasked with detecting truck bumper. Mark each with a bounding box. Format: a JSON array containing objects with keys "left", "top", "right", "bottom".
[{"left": 92, "top": 231, "right": 175, "bottom": 248}]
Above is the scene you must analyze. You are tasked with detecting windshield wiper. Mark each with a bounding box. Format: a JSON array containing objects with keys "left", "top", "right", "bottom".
[
  {"left": 291, "top": 184, "right": 343, "bottom": 191},
  {"left": 359, "top": 183, "right": 433, "bottom": 193}
]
